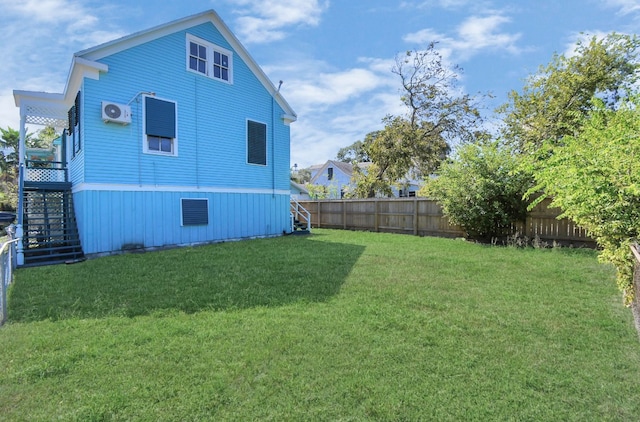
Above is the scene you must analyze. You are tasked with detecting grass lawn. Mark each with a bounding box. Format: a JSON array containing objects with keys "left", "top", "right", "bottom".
[{"left": 1, "top": 229, "right": 639, "bottom": 421}]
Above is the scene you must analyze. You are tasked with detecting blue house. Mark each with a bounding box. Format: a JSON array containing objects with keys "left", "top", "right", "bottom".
[
  {"left": 309, "top": 160, "right": 357, "bottom": 199},
  {"left": 13, "top": 10, "right": 297, "bottom": 266},
  {"left": 309, "top": 160, "right": 422, "bottom": 199}
]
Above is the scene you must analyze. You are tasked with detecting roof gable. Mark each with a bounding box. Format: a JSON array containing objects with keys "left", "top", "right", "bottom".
[
  {"left": 15, "top": 10, "right": 296, "bottom": 123},
  {"left": 77, "top": 10, "right": 295, "bottom": 122},
  {"left": 310, "top": 160, "right": 354, "bottom": 184}
]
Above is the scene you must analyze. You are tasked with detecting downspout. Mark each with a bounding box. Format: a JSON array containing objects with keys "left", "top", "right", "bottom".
[
  {"left": 272, "top": 81, "right": 283, "bottom": 197},
  {"left": 271, "top": 93, "right": 275, "bottom": 196},
  {"left": 16, "top": 113, "right": 26, "bottom": 266}
]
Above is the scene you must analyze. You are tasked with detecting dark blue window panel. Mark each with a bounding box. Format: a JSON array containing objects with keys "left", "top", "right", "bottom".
[
  {"left": 148, "top": 136, "right": 159, "bottom": 151},
  {"left": 182, "top": 199, "right": 209, "bottom": 226},
  {"left": 147, "top": 136, "right": 173, "bottom": 153},
  {"left": 161, "top": 138, "right": 172, "bottom": 152},
  {"left": 145, "top": 97, "right": 175, "bottom": 138},
  {"left": 247, "top": 120, "right": 267, "bottom": 165}
]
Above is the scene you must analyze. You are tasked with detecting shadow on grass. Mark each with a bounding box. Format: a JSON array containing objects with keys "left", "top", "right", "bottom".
[{"left": 9, "top": 235, "right": 365, "bottom": 322}]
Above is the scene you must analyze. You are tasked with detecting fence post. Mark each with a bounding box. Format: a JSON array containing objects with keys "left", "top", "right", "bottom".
[
  {"left": 317, "top": 200, "right": 321, "bottom": 228},
  {"left": 0, "top": 238, "right": 19, "bottom": 326},
  {"left": 413, "top": 197, "right": 418, "bottom": 236},
  {"left": 374, "top": 199, "right": 379, "bottom": 232},
  {"left": 343, "top": 200, "right": 347, "bottom": 230}
]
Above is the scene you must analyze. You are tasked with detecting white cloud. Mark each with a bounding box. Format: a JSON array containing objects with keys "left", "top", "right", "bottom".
[
  {"left": 263, "top": 55, "right": 404, "bottom": 167},
  {"left": 403, "top": 13, "right": 522, "bottom": 61},
  {"left": 288, "top": 68, "right": 389, "bottom": 109},
  {"left": 269, "top": 57, "right": 404, "bottom": 168},
  {"left": 0, "top": 0, "right": 127, "bottom": 129},
  {"left": 563, "top": 31, "right": 611, "bottom": 57},
  {"left": 227, "top": 0, "right": 329, "bottom": 43},
  {"left": 400, "top": 0, "right": 492, "bottom": 12},
  {"left": 602, "top": 0, "right": 640, "bottom": 15}
]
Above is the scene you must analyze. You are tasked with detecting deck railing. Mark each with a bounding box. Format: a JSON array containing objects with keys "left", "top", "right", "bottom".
[{"left": 24, "top": 160, "right": 67, "bottom": 183}]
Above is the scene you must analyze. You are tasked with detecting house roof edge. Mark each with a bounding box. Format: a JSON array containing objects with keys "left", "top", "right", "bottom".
[{"left": 74, "top": 9, "right": 297, "bottom": 119}]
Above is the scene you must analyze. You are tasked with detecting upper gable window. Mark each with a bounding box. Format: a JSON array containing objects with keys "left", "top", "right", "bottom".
[{"left": 186, "top": 34, "right": 232, "bottom": 83}]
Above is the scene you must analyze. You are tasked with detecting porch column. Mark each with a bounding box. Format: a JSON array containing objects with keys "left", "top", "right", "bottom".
[
  {"left": 16, "top": 113, "right": 25, "bottom": 266},
  {"left": 18, "top": 113, "right": 25, "bottom": 167}
]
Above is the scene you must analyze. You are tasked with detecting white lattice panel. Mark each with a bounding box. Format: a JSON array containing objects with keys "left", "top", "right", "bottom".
[
  {"left": 25, "top": 104, "right": 68, "bottom": 129},
  {"left": 25, "top": 168, "right": 65, "bottom": 182}
]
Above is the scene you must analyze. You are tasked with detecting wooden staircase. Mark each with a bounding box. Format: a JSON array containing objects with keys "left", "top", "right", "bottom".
[
  {"left": 22, "top": 182, "right": 84, "bottom": 267},
  {"left": 290, "top": 199, "right": 311, "bottom": 235},
  {"left": 292, "top": 217, "right": 310, "bottom": 234}
]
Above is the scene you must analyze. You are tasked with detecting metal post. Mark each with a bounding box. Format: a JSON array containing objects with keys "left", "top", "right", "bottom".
[{"left": 16, "top": 164, "right": 24, "bottom": 266}]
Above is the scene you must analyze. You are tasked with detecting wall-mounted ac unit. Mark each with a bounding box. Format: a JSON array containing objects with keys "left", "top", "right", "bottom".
[{"left": 101, "top": 101, "right": 131, "bottom": 124}]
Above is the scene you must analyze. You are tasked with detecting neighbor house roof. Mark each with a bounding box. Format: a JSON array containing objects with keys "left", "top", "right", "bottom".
[
  {"left": 309, "top": 160, "right": 373, "bottom": 184},
  {"left": 290, "top": 181, "right": 309, "bottom": 194}
]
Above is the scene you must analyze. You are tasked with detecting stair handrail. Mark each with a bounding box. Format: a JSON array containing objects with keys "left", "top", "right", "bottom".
[{"left": 290, "top": 198, "right": 311, "bottom": 231}]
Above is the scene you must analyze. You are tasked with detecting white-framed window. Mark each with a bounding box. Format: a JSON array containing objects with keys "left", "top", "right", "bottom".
[
  {"left": 186, "top": 34, "right": 233, "bottom": 84},
  {"left": 143, "top": 95, "right": 178, "bottom": 156}
]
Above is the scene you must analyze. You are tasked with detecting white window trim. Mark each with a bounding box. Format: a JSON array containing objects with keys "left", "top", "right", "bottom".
[
  {"left": 186, "top": 34, "right": 233, "bottom": 84},
  {"left": 142, "top": 94, "right": 179, "bottom": 157},
  {"left": 246, "top": 118, "right": 268, "bottom": 167}
]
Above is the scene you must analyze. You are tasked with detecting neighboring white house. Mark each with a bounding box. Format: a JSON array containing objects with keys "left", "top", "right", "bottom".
[{"left": 308, "top": 160, "right": 422, "bottom": 199}]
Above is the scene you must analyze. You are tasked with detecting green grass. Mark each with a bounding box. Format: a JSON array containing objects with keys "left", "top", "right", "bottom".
[{"left": 1, "top": 229, "right": 639, "bottom": 421}]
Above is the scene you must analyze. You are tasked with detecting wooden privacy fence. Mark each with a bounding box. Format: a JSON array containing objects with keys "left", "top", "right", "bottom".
[{"left": 297, "top": 198, "right": 595, "bottom": 245}]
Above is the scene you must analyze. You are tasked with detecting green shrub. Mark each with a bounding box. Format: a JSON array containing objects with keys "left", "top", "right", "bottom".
[
  {"left": 530, "top": 97, "right": 640, "bottom": 303},
  {"left": 423, "top": 140, "right": 531, "bottom": 240}
]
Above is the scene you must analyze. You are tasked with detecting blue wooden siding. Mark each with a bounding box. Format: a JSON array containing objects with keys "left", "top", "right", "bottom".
[
  {"left": 65, "top": 20, "right": 294, "bottom": 255},
  {"left": 73, "top": 189, "right": 291, "bottom": 254},
  {"left": 80, "top": 21, "right": 290, "bottom": 192}
]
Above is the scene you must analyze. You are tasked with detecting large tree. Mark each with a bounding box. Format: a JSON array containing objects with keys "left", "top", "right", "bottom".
[
  {"left": 336, "top": 140, "right": 370, "bottom": 163},
  {"left": 530, "top": 97, "right": 640, "bottom": 317},
  {"left": 0, "top": 126, "right": 50, "bottom": 209},
  {"left": 0, "top": 127, "right": 21, "bottom": 209},
  {"left": 352, "top": 44, "right": 484, "bottom": 198},
  {"left": 499, "top": 33, "right": 640, "bottom": 154}
]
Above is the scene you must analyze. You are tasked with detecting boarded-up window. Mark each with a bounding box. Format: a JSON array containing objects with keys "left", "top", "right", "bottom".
[
  {"left": 68, "top": 91, "right": 81, "bottom": 156},
  {"left": 247, "top": 120, "right": 266, "bottom": 165},
  {"left": 145, "top": 97, "right": 176, "bottom": 138},
  {"left": 181, "top": 198, "right": 209, "bottom": 226}
]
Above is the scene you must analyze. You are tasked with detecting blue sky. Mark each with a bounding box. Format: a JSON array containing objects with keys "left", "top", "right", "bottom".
[{"left": 1, "top": 0, "right": 638, "bottom": 168}]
